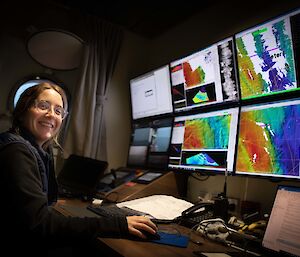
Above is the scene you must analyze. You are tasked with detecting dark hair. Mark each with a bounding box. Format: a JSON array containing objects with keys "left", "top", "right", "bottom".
[{"left": 12, "top": 82, "right": 68, "bottom": 149}]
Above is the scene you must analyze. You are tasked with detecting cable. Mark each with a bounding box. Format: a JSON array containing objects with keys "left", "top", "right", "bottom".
[
  {"left": 191, "top": 173, "right": 210, "bottom": 181},
  {"left": 101, "top": 191, "right": 119, "bottom": 204}
]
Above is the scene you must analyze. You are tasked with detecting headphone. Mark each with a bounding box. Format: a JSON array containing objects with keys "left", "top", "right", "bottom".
[{"left": 196, "top": 218, "right": 229, "bottom": 242}]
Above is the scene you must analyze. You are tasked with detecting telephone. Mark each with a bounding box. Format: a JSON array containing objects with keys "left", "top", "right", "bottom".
[{"left": 177, "top": 202, "right": 215, "bottom": 228}]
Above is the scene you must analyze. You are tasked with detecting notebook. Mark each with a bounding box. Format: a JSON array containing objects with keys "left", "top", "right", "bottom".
[
  {"left": 57, "top": 154, "right": 108, "bottom": 199},
  {"left": 262, "top": 185, "right": 300, "bottom": 257}
]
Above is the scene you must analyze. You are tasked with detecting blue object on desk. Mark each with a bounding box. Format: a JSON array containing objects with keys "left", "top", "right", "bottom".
[{"left": 150, "top": 231, "right": 189, "bottom": 248}]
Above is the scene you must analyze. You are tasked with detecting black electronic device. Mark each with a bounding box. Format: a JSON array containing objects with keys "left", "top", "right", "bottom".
[
  {"left": 140, "top": 230, "right": 161, "bottom": 241},
  {"left": 177, "top": 202, "right": 215, "bottom": 228},
  {"left": 131, "top": 171, "right": 164, "bottom": 184},
  {"left": 127, "top": 117, "right": 173, "bottom": 170},
  {"left": 96, "top": 168, "right": 137, "bottom": 193},
  {"left": 57, "top": 154, "right": 108, "bottom": 199},
  {"left": 86, "top": 204, "right": 152, "bottom": 218},
  {"left": 214, "top": 196, "right": 229, "bottom": 221}
]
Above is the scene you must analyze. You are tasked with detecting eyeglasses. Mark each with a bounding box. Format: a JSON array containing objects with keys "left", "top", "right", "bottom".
[{"left": 34, "top": 100, "right": 68, "bottom": 119}]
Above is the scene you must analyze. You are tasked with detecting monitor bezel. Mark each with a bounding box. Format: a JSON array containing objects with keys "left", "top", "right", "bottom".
[{"left": 129, "top": 64, "right": 174, "bottom": 121}]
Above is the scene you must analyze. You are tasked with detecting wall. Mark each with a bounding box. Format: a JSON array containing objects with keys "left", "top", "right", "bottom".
[
  {"left": 105, "top": 32, "right": 149, "bottom": 169},
  {"left": 0, "top": 2, "right": 83, "bottom": 132},
  {"left": 0, "top": 2, "right": 149, "bottom": 171},
  {"left": 147, "top": 0, "right": 300, "bottom": 67}
]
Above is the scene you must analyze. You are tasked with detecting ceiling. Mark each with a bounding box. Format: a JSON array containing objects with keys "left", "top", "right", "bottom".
[{"left": 49, "top": 1, "right": 219, "bottom": 39}]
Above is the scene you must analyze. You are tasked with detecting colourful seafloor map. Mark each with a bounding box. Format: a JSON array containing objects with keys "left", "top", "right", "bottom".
[
  {"left": 236, "top": 103, "right": 300, "bottom": 176},
  {"left": 236, "top": 16, "right": 296, "bottom": 99}
]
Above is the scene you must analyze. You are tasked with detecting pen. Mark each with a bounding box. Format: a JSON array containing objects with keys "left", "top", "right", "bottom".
[
  {"left": 192, "top": 251, "right": 207, "bottom": 257},
  {"left": 229, "top": 244, "right": 261, "bottom": 256}
]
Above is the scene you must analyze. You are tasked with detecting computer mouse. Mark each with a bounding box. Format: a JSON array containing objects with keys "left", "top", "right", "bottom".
[{"left": 142, "top": 230, "right": 161, "bottom": 240}]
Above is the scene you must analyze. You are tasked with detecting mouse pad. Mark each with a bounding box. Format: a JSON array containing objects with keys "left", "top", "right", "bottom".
[{"left": 150, "top": 231, "right": 189, "bottom": 248}]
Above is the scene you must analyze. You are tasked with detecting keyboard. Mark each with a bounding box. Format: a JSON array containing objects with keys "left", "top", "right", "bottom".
[
  {"left": 87, "top": 204, "right": 177, "bottom": 224},
  {"left": 86, "top": 204, "right": 150, "bottom": 218}
]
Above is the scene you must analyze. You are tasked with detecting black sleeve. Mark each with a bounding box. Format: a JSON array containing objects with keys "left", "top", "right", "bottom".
[{"left": 0, "top": 143, "right": 129, "bottom": 244}]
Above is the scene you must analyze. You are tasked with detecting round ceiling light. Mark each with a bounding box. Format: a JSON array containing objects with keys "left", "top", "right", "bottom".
[{"left": 27, "top": 30, "right": 84, "bottom": 70}]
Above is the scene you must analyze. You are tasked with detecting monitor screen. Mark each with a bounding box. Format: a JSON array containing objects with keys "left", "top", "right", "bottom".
[
  {"left": 168, "top": 107, "right": 239, "bottom": 174},
  {"left": 235, "top": 8, "right": 300, "bottom": 101},
  {"left": 127, "top": 117, "right": 173, "bottom": 170},
  {"left": 57, "top": 154, "right": 108, "bottom": 197},
  {"left": 130, "top": 65, "right": 173, "bottom": 120},
  {"left": 262, "top": 185, "right": 300, "bottom": 257},
  {"left": 169, "top": 37, "right": 239, "bottom": 113},
  {"left": 236, "top": 98, "right": 300, "bottom": 179}
]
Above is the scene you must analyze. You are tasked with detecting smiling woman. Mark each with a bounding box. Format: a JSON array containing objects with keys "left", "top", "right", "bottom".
[
  {"left": 11, "top": 82, "right": 68, "bottom": 149},
  {"left": 21, "top": 87, "right": 65, "bottom": 147},
  {"left": 0, "top": 82, "right": 158, "bottom": 256}
]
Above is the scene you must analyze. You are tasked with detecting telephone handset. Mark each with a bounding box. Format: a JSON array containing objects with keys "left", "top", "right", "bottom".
[{"left": 178, "top": 202, "right": 215, "bottom": 228}]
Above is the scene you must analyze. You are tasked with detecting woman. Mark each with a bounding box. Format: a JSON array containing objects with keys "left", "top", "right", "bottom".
[{"left": 0, "top": 82, "right": 157, "bottom": 256}]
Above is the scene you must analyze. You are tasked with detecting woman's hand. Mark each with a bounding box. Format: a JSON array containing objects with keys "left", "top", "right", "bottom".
[{"left": 126, "top": 216, "right": 158, "bottom": 239}]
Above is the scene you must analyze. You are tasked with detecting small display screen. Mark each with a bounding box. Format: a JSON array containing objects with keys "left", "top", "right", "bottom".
[
  {"left": 133, "top": 172, "right": 164, "bottom": 184},
  {"left": 130, "top": 65, "right": 173, "bottom": 120},
  {"left": 127, "top": 117, "right": 173, "bottom": 170},
  {"left": 169, "top": 37, "right": 239, "bottom": 113}
]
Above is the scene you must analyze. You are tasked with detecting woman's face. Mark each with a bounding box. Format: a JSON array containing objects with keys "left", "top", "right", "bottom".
[{"left": 23, "top": 89, "right": 64, "bottom": 147}]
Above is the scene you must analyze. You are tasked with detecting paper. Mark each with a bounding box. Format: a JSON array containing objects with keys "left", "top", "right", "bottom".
[
  {"left": 117, "top": 195, "right": 194, "bottom": 220},
  {"left": 92, "top": 199, "right": 103, "bottom": 205},
  {"left": 200, "top": 254, "right": 231, "bottom": 257}
]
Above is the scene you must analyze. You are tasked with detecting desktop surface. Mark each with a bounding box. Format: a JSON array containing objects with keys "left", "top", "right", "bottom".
[
  {"left": 54, "top": 171, "right": 272, "bottom": 257},
  {"left": 55, "top": 199, "right": 263, "bottom": 257},
  {"left": 53, "top": 171, "right": 232, "bottom": 257},
  {"left": 56, "top": 196, "right": 284, "bottom": 257}
]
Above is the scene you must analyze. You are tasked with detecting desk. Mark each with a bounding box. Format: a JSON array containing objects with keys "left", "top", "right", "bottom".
[
  {"left": 54, "top": 172, "right": 240, "bottom": 257},
  {"left": 100, "top": 171, "right": 188, "bottom": 202},
  {"left": 55, "top": 200, "right": 233, "bottom": 257}
]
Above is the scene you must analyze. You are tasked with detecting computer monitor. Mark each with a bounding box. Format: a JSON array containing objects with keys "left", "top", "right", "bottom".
[
  {"left": 127, "top": 117, "right": 173, "bottom": 170},
  {"left": 262, "top": 185, "right": 300, "bottom": 257},
  {"left": 235, "top": 8, "right": 300, "bottom": 101},
  {"left": 168, "top": 107, "right": 239, "bottom": 174},
  {"left": 169, "top": 37, "right": 239, "bottom": 113},
  {"left": 235, "top": 98, "right": 300, "bottom": 180},
  {"left": 130, "top": 64, "right": 173, "bottom": 120}
]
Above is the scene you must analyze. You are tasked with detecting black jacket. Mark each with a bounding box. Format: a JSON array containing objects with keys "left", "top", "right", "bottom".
[{"left": 0, "top": 130, "right": 128, "bottom": 255}]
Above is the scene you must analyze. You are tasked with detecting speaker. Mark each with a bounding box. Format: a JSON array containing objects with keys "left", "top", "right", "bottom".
[{"left": 214, "top": 196, "right": 229, "bottom": 221}]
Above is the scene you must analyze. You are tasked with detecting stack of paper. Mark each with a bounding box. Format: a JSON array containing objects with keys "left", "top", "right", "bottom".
[{"left": 117, "top": 195, "right": 194, "bottom": 220}]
